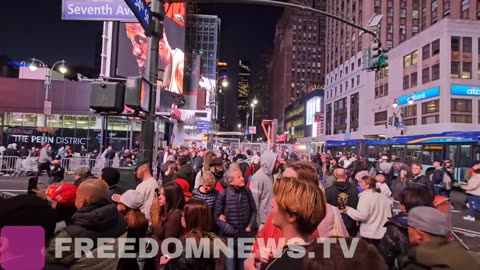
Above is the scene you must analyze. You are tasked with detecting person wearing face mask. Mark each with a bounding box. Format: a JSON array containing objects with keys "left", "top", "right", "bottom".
[{"left": 210, "top": 157, "right": 227, "bottom": 191}]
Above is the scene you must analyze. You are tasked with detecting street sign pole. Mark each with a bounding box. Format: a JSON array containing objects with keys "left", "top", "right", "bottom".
[{"left": 138, "top": 0, "right": 163, "bottom": 163}]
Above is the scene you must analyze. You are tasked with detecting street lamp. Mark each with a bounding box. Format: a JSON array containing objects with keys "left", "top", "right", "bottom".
[
  {"left": 250, "top": 98, "right": 258, "bottom": 142},
  {"left": 28, "top": 58, "right": 67, "bottom": 136},
  {"left": 237, "top": 123, "right": 241, "bottom": 129},
  {"left": 407, "top": 97, "right": 414, "bottom": 105},
  {"left": 392, "top": 99, "right": 398, "bottom": 108}
]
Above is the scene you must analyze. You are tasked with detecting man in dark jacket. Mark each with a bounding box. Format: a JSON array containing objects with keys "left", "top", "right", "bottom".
[
  {"left": 431, "top": 160, "right": 446, "bottom": 196},
  {"left": 402, "top": 206, "right": 480, "bottom": 270},
  {"left": 46, "top": 179, "right": 127, "bottom": 269},
  {"left": 99, "top": 167, "right": 125, "bottom": 201},
  {"left": 325, "top": 167, "right": 359, "bottom": 237},
  {"left": 407, "top": 161, "right": 434, "bottom": 202},
  {"left": 172, "top": 155, "right": 196, "bottom": 191},
  {"left": 214, "top": 166, "right": 257, "bottom": 269}
]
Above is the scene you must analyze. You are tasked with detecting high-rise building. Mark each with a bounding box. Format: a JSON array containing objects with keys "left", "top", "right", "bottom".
[
  {"left": 324, "top": 0, "right": 480, "bottom": 140},
  {"left": 217, "top": 61, "right": 228, "bottom": 130},
  {"left": 185, "top": 14, "right": 221, "bottom": 80},
  {"left": 184, "top": 14, "right": 221, "bottom": 110},
  {"left": 251, "top": 51, "right": 272, "bottom": 139},
  {"left": 269, "top": 0, "right": 326, "bottom": 132},
  {"left": 238, "top": 60, "right": 252, "bottom": 128}
]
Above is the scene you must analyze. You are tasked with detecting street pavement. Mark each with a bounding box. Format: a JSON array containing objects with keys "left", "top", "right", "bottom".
[{"left": 1, "top": 175, "right": 480, "bottom": 254}]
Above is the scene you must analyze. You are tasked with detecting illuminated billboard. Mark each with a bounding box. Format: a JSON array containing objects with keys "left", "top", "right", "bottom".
[{"left": 116, "top": 3, "right": 186, "bottom": 95}]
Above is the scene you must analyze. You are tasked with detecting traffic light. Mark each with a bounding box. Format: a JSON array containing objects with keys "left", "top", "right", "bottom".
[
  {"left": 368, "top": 40, "right": 389, "bottom": 71},
  {"left": 388, "top": 117, "right": 393, "bottom": 126}
]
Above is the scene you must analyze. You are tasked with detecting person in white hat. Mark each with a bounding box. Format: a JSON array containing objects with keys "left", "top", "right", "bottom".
[{"left": 112, "top": 190, "right": 149, "bottom": 269}]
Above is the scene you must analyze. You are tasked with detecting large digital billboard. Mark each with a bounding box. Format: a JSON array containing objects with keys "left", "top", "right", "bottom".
[{"left": 116, "top": 3, "right": 186, "bottom": 95}]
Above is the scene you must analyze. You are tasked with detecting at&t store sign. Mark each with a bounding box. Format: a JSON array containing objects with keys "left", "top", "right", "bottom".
[{"left": 451, "top": 85, "right": 480, "bottom": 96}]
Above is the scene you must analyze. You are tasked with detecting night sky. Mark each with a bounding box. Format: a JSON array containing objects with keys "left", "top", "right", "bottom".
[{"left": 1, "top": 0, "right": 283, "bottom": 127}]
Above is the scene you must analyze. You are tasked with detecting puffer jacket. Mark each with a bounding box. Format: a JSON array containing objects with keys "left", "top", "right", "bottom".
[
  {"left": 214, "top": 185, "right": 257, "bottom": 237},
  {"left": 46, "top": 199, "right": 127, "bottom": 269},
  {"left": 378, "top": 213, "right": 410, "bottom": 270},
  {"left": 250, "top": 151, "right": 278, "bottom": 225}
]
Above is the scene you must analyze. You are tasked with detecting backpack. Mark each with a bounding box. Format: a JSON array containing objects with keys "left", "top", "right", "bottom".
[{"left": 443, "top": 171, "right": 452, "bottom": 190}]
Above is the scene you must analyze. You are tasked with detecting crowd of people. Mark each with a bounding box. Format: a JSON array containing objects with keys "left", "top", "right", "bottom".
[{"left": 0, "top": 144, "right": 479, "bottom": 270}]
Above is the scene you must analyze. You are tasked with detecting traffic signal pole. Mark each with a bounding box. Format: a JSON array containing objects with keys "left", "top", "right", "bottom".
[
  {"left": 140, "top": 0, "right": 164, "bottom": 163},
  {"left": 165, "top": 0, "right": 376, "bottom": 36}
]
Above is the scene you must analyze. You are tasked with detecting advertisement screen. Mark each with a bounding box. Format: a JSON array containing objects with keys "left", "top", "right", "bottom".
[{"left": 116, "top": 3, "right": 186, "bottom": 95}]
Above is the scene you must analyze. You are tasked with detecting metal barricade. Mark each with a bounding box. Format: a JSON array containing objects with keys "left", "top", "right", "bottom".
[
  {"left": 434, "top": 196, "right": 469, "bottom": 250},
  {"left": 2, "top": 157, "right": 121, "bottom": 177},
  {"left": 0, "top": 156, "right": 22, "bottom": 176}
]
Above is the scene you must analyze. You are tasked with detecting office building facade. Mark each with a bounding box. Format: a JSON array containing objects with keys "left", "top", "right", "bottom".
[
  {"left": 269, "top": 0, "right": 326, "bottom": 131},
  {"left": 237, "top": 60, "right": 252, "bottom": 128},
  {"left": 324, "top": 0, "right": 480, "bottom": 140}
]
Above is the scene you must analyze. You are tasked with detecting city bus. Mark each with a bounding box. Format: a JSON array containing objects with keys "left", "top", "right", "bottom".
[{"left": 325, "top": 131, "right": 480, "bottom": 184}]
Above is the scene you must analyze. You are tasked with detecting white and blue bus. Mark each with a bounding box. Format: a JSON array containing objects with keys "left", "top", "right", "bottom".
[{"left": 326, "top": 131, "right": 480, "bottom": 184}]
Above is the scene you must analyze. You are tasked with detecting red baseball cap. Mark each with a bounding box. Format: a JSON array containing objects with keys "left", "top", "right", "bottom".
[
  {"left": 174, "top": 179, "right": 192, "bottom": 197},
  {"left": 46, "top": 183, "right": 77, "bottom": 205}
]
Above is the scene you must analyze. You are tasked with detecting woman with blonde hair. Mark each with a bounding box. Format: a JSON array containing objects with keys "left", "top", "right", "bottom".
[{"left": 194, "top": 150, "right": 216, "bottom": 188}]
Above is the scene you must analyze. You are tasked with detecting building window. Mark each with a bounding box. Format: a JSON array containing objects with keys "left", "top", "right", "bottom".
[
  {"left": 387, "top": 24, "right": 393, "bottom": 33},
  {"left": 452, "top": 115, "right": 472, "bottom": 123},
  {"left": 374, "top": 111, "right": 388, "bottom": 125},
  {"left": 462, "top": 0, "right": 470, "bottom": 19},
  {"left": 462, "top": 62, "right": 472, "bottom": 79},
  {"left": 400, "top": 8, "right": 407, "bottom": 17},
  {"left": 403, "top": 75, "right": 410, "bottom": 90},
  {"left": 403, "top": 54, "right": 411, "bottom": 68},
  {"left": 422, "top": 100, "right": 440, "bottom": 114},
  {"left": 463, "top": 37, "right": 472, "bottom": 53},
  {"left": 478, "top": 63, "right": 480, "bottom": 79},
  {"left": 422, "top": 115, "right": 439, "bottom": 124},
  {"left": 384, "top": 84, "right": 389, "bottom": 95},
  {"left": 413, "top": 9, "right": 419, "bottom": 18},
  {"left": 387, "top": 7, "right": 394, "bottom": 16},
  {"left": 357, "top": 75, "right": 360, "bottom": 86},
  {"left": 451, "top": 99, "right": 472, "bottom": 112},
  {"left": 404, "top": 104, "right": 417, "bottom": 117},
  {"left": 411, "top": 72, "right": 418, "bottom": 87},
  {"left": 422, "top": 44, "right": 430, "bottom": 60},
  {"left": 432, "top": 39, "right": 440, "bottom": 55},
  {"left": 412, "top": 50, "right": 418, "bottom": 65},
  {"left": 403, "top": 118, "right": 417, "bottom": 126},
  {"left": 451, "top": 61, "right": 461, "bottom": 78},
  {"left": 422, "top": 67, "right": 430, "bottom": 83},
  {"left": 451, "top": 36, "right": 460, "bottom": 52},
  {"left": 432, "top": 63, "right": 440, "bottom": 81}
]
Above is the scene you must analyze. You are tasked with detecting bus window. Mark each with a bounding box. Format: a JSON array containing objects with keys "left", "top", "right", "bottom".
[
  {"left": 406, "top": 145, "right": 422, "bottom": 162},
  {"left": 457, "top": 145, "right": 472, "bottom": 168},
  {"left": 474, "top": 145, "right": 480, "bottom": 162},
  {"left": 390, "top": 145, "right": 405, "bottom": 162},
  {"left": 367, "top": 146, "right": 377, "bottom": 159},
  {"left": 422, "top": 145, "right": 443, "bottom": 165}
]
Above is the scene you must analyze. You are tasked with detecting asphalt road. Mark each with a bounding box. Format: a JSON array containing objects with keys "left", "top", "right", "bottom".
[{"left": 1, "top": 174, "right": 480, "bottom": 253}]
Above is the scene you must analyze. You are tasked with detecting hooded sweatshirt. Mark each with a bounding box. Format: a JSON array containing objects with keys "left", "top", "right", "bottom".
[
  {"left": 250, "top": 151, "right": 278, "bottom": 225},
  {"left": 325, "top": 181, "right": 359, "bottom": 236}
]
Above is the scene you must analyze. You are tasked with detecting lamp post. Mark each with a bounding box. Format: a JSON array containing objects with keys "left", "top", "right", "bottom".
[
  {"left": 29, "top": 58, "right": 67, "bottom": 138},
  {"left": 250, "top": 98, "right": 258, "bottom": 142}
]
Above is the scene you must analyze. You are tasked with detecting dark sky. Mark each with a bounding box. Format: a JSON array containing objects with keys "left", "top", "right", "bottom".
[{"left": 1, "top": 0, "right": 283, "bottom": 128}]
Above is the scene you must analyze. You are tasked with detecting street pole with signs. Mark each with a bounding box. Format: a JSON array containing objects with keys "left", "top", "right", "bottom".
[{"left": 123, "top": 0, "right": 163, "bottom": 162}]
